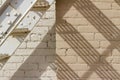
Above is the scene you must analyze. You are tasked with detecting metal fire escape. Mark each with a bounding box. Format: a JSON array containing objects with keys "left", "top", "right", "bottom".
[{"left": 0, "top": 0, "right": 54, "bottom": 61}]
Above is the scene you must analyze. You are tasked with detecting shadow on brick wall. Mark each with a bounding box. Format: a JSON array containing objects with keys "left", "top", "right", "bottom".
[
  {"left": 115, "top": 0, "right": 120, "bottom": 6},
  {"left": 56, "top": 20, "right": 120, "bottom": 79},
  {"left": 3, "top": 0, "right": 120, "bottom": 80},
  {"left": 73, "top": 0, "right": 120, "bottom": 55},
  {"left": 8, "top": 26, "right": 56, "bottom": 80},
  {"left": 56, "top": 0, "right": 120, "bottom": 79},
  {"left": 8, "top": 26, "right": 80, "bottom": 80}
]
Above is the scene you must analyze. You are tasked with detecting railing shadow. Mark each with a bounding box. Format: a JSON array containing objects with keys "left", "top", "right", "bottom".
[
  {"left": 73, "top": 0, "right": 120, "bottom": 56},
  {"left": 56, "top": 0, "right": 120, "bottom": 79},
  {"left": 51, "top": 55, "right": 80, "bottom": 80},
  {"left": 56, "top": 19, "right": 120, "bottom": 79}
]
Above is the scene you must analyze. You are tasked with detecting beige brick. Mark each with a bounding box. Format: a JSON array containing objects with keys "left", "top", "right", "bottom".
[
  {"left": 0, "top": 77, "right": 9, "bottom": 80},
  {"left": 37, "top": 19, "right": 55, "bottom": 26},
  {"left": 46, "top": 56, "right": 56, "bottom": 63},
  {"left": 78, "top": 25, "right": 99, "bottom": 33},
  {"left": 77, "top": 71, "right": 99, "bottom": 78},
  {"left": 60, "top": 10, "right": 84, "bottom": 18},
  {"left": 14, "top": 49, "right": 34, "bottom": 56},
  {"left": 40, "top": 77, "right": 57, "bottom": 80},
  {"left": 100, "top": 41, "right": 110, "bottom": 48},
  {"left": 31, "top": 27, "right": 49, "bottom": 34},
  {"left": 56, "top": 49, "right": 66, "bottom": 56},
  {"left": 112, "top": 3, "right": 120, "bottom": 10},
  {"left": 30, "top": 34, "right": 40, "bottom": 41},
  {"left": 101, "top": 56, "right": 120, "bottom": 64},
  {"left": 3, "top": 63, "right": 17, "bottom": 70},
  {"left": 65, "top": 49, "right": 77, "bottom": 56},
  {"left": 100, "top": 41, "right": 119, "bottom": 49},
  {"left": 8, "top": 56, "right": 24, "bottom": 63},
  {"left": 102, "top": 10, "right": 120, "bottom": 18},
  {"left": 77, "top": 57, "right": 87, "bottom": 64},
  {"left": 112, "top": 49, "right": 120, "bottom": 56},
  {"left": 9, "top": 70, "right": 24, "bottom": 77},
  {"left": 0, "top": 70, "right": 3, "bottom": 76},
  {"left": 24, "top": 78, "right": 38, "bottom": 80},
  {"left": 43, "top": 11, "right": 56, "bottom": 19},
  {"left": 95, "top": 33, "right": 107, "bottom": 40},
  {"left": 33, "top": 49, "right": 56, "bottom": 56},
  {"left": 19, "top": 41, "right": 27, "bottom": 49},
  {"left": 56, "top": 41, "right": 71, "bottom": 49},
  {"left": 90, "top": 0, "right": 114, "bottom": 2},
  {"left": 111, "top": 18, "right": 120, "bottom": 25},
  {"left": 60, "top": 56, "right": 77, "bottom": 64},
  {"left": 41, "top": 34, "right": 52, "bottom": 42},
  {"left": 23, "top": 56, "right": 46, "bottom": 64},
  {"left": 11, "top": 77, "right": 25, "bottom": 80},
  {"left": 0, "top": 0, "right": 1, "bottom": 4},
  {"left": 93, "top": 2, "right": 112, "bottom": 10},
  {"left": 27, "top": 42, "right": 47, "bottom": 48},
  {"left": 95, "top": 33, "right": 120, "bottom": 41},
  {"left": 33, "top": 49, "right": 55, "bottom": 56},
  {"left": 48, "top": 2, "right": 56, "bottom": 11},
  {"left": 45, "top": 69, "right": 56, "bottom": 77},
  {"left": 112, "top": 64, "right": 120, "bottom": 71},
  {"left": 56, "top": 34, "right": 64, "bottom": 41},
  {"left": 19, "top": 64, "right": 38, "bottom": 70},
  {"left": 88, "top": 41, "right": 100, "bottom": 48},
  {"left": 81, "top": 33, "right": 94, "bottom": 40},
  {"left": 65, "top": 18, "right": 90, "bottom": 26},
  {"left": 25, "top": 71, "right": 40, "bottom": 77},
  {"left": 39, "top": 63, "right": 50, "bottom": 70},
  {"left": 48, "top": 41, "right": 56, "bottom": 48},
  {"left": 96, "top": 48, "right": 112, "bottom": 56},
  {"left": 68, "top": 64, "right": 89, "bottom": 71}
]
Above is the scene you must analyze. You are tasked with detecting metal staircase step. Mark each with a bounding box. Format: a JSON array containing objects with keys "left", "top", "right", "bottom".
[
  {"left": 0, "top": 0, "right": 54, "bottom": 56},
  {"left": 0, "top": 0, "right": 38, "bottom": 46},
  {"left": 11, "top": 28, "right": 30, "bottom": 36},
  {"left": 0, "top": 54, "right": 9, "bottom": 60},
  {"left": 0, "top": 0, "right": 10, "bottom": 13}
]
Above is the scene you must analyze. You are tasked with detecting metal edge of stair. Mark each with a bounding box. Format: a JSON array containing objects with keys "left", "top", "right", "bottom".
[
  {"left": 0, "top": 0, "right": 54, "bottom": 61},
  {"left": 0, "top": 0, "right": 38, "bottom": 46}
]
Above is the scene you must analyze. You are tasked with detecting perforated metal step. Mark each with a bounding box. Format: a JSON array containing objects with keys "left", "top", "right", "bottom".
[{"left": 0, "top": 0, "right": 54, "bottom": 55}]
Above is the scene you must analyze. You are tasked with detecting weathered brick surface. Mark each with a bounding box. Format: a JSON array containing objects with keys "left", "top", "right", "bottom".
[
  {"left": 56, "top": 0, "right": 120, "bottom": 80},
  {"left": 0, "top": 1, "right": 56, "bottom": 80},
  {"left": 1, "top": 0, "right": 120, "bottom": 80}
]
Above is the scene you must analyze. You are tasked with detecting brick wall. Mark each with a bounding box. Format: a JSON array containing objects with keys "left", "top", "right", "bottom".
[
  {"left": 0, "top": 1, "right": 56, "bottom": 80},
  {"left": 56, "top": 0, "right": 120, "bottom": 80},
  {"left": 1, "top": 0, "right": 120, "bottom": 80}
]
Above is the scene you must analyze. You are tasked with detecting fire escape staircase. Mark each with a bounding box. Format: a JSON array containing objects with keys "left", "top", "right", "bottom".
[{"left": 0, "top": 0, "right": 54, "bottom": 61}]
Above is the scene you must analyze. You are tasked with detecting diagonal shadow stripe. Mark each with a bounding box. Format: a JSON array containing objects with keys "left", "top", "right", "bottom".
[
  {"left": 73, "top": 0, "right": 120, "bottom": 56},
  {"left": 115, "top": 0, "right": 120, "bottom": 7},
  {"left": 56, "top": 0, "right": 120, "bottom": 79},
  {"left": 71, "top": 0, "right": 120, "bottom": 79},
  {"left": 50, "top": 55, "right": 80, "bottom": 80},
  {"left": 6, "top": 24, "right": 81, "bottom": 80},
  {"left": 56, "top": 19, "right": 120, "bottom": 79}
]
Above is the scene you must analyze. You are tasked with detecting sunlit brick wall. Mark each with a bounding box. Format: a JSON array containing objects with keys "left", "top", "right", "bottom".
[
  {"left": 1, "top": 0, "right": 120, "bottom": 80},
  {"left": 56, "top": 0, "right": 120, "bottom": 80},
  {"left": 0, "top": 1, "right": 56, "bottom": 80}
]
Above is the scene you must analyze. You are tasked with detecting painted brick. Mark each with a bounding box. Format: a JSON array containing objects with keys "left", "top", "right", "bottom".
[{"left": 60, "top": 56, "right": 77, "bottom": 64}]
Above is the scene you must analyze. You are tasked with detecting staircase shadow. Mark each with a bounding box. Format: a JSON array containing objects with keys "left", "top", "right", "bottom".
[
  {"left": 73, "top": 0, "right": 120, "bottom": 56},
  {"left": 5, "top": 25, "right": 80, "bottom": 80},
  {"left": 56, "top": 19, "right": 120, "bottom": 79},
  {"left": 56, "top": 0, "right": 120, "bottom": 79}
]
